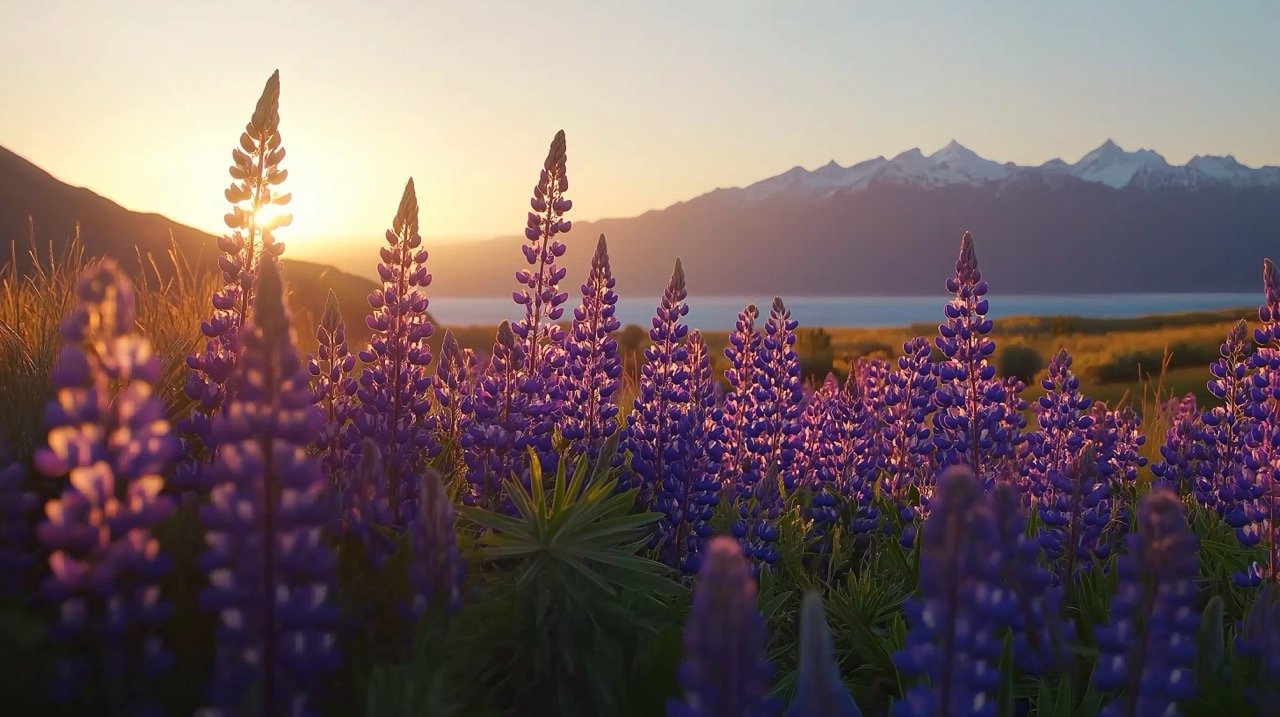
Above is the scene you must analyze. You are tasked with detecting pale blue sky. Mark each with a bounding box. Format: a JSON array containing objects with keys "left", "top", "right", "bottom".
[{"left": 1, "top": 1, "right": 1276, "bottom": 248}]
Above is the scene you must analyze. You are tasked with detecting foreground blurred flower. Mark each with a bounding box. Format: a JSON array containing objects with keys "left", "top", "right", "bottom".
[
  {"left": 0, "top": 442, "right": 36, "bottom": 597},
  {"left": 563, "top": 235, "right": 622, "bottom": 461},
  {"left": 198, "top": 259, "right": 338, "bottom": 714},
  {"left": 1236, "top": 585, "right": 1280, "bottom": 715},
  {"left": 1092, "top": 488, "right": 1199, "bottom": 716},
  {"left": 408, "top": 467, "right": 464, "bottom": 616},
  {"left": 787, "top": 591, "right": 861, "bottom": 717},
  {"left": 668, "top": 536, "right": 777, "bottom": 717},
  {"left": 354, "top": 179, "right": 435, "bottom": 526},
  {"left": 181, "top": 70, "right": 291, "bottom": 493},
  {"left": 33, "top": 260, "right": 177, "bottom": 705}
]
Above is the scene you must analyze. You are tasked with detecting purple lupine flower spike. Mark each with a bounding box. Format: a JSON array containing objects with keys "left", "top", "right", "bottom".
[
  {"left": 34, "top": 259, "right": 177, "bottom": 706},
  {"left": 1092, "top": 489, "right": 1199, "bottom": 717},
  {"left": 563, "top": 234, "right": 622, "bottom": 460},
  {"left": 408, "top": 467, "right": 465, "bottom": 616},
  {"left": 180, "top": 71, "right": 291, "bottom": 493},
  {"left": 342, "top": 439, "right": 394, "bottom": 564},
  {"left": 354, "top": 178, "right": 436, "bottom": 526},
  {"left": 198, "top": 259, "right": 338, "bottom": 714},
  {"left": 842, "top": 358, "right": 890, "bottom": 537},
  {"left": 432, "top": 329, "right": 472, "bottom": 473},
  {"left": 1204, "top": 320, "right": 1254, "bottom": 521},
  {"left": 720, "top": 304, "right": 762, "bottom": 485},
  {"left": 308, "top": 290, "right": 357, "bottom": 493},
  {"left": 667, "top": 536, "right": 777, "bottom": 717},
  {"left": 932, "top": 232, "right": 1021, "bottom": 485},
  {"left": 1151, "top": 394, "right": 1205, "bottom": 497},
  {"left": 1236, "top": 585, "right": 1280, "bottom": 715},
  {"left": 880, "top": 337, "right": 938, "bottom": 535},
  {"left": 0, "top": 442, "right": 37, "bottom": 597},
  {"left": 624, "top": 259, "right": 691, "bottom": 511},
  {"left": 663, "top": 330, "right": 723, "bottom": 573},
  {"left": 892, "top": 465, "right": 1006, "bottom": 717},
  {"left": 798, "top": 374, "right": 848, "bottom": 536},
  {"left": 1240, "top": 259, "right": 1280, "bottom": 586},
  {"left": 787, "top": 592, "right": 862, "bottom": 717}
]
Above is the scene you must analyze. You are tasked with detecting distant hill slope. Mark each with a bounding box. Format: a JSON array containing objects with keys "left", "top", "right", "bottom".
[
  {"left": 420, "top": 141, "right": 1280, "bottom": 298},
  {"left": 0, "top": 145, "right": 379, "bottom": 335}
]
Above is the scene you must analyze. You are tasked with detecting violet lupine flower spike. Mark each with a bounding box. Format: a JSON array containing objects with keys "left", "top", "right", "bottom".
[
  {"left": 432, "top": 329, "right": 472, "bottom": 474},
  {"left": 1151, "top": 394, "right": 1205, "bottom": 498},
  {"left": 308, "top": 290, "right": 357, "bottom": 490},
  {"left": 624, "top": 259, "right": 691, "bottom": 511},
  {"left": 408, "top": 468, "right": 465, "bottom": 616},
  {"left": 354, "top": 179, "right": 435, "bottom": 526},
  {"left": 1204, "top": 320, "right": 1254, "bottom": 519},
  {"left": 563, "top": 234, "right": 622, "bottom": 460},
  {"left": 181, "top": 70, "right": 291, "bottom": 491},
  {"left": 198, "top": 259, "right": 338, "bottom": 714},
  {"left": 662, "top": 330, "right": 723, "bottom": 573},
  {"left": 892, "top": 465, "right": 1006, "bottom": 717},
  {"left": 668, "top": 536, "right": 777, "bottom": 717},
  {"left": 513, "top": 130, "right": 572, "bottom": 396},
  {"left": 720, "top": 304, "right": 762, "bottom": 485},
  {"left": 1092, "top": 489, "right": 1200, "bottom": 717},
  {"left": 342, "top": 439, "right": 394, "bottom": 565},
  {"left": 1027, "top": 349, "right": 1094, "bottom": 504},
  {"left": 33, "top": 260, "right": 177, "bottom": 706},
  {"left": 880, "top": 337, "right": 938, "bottom": 524},
  {"left": 1241, "top": 258, "right": 1280, "bottom": 585},
  {"left": 932, "top": 232, "right": 1019, "bottom": 485},
  {"left": 798, "top": 374, "right": 848, "bottom": 537}
]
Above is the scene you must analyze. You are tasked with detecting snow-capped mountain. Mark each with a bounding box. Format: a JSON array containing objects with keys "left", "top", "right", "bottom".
[{"left": 735, "top": 140, "right": 1280, "bottom": 200}]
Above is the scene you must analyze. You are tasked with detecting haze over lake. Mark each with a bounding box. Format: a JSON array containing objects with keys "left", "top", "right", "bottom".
[{"left": 428, "top": 293, "right": 1260, "bottom": 330}]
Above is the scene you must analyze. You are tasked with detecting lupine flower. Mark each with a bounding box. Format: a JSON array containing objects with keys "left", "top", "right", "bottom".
[
  {"left": 180, "top": 70, "right": 291, "bottom": 493},
  {"left": 198, "top": 259, "right": 338, "bottom": 714},
  {"left": 341, "top": 439, "right": 394, "bottom": 565},
  {"left": 431, "top": 329, "right": 473, "bottom": 473},
  {"left": 798, "top": 374, "right": 850, "bottom": 535},
  {"left": 354, "top": 179, "right": 435, "bottom": 526},
  {"left": 1038, "top": 443, "right": 1113, "bottom": 578},
  {"left": 1203, "top": 320, "right": 1254, "bottom": 518},
  {"left": 1236, "top": 585, "right": 1280, "bottom": 715},
  {"left": 719, "top": 304, "right": 762, "bottom": 485},
  {"left": 0, "top": 443, "right": 37, "bottom": 597},
  {"left": 892, "top": 465, "right": 1005, "bottom": 717},
  {"left": 1092, "top": 489, "right": 1199, "bottom": 717},
  {"left": 624, "top": 259, "right": 691, "bottom": 510},
  {"left": 1151, "top": 394, "right": 1205, "bottom": 497},
  {"left": 1090, "top": 403, "right": 1147, "bottom": 489},
  {"left": 659, "top": 330, "right": 724, "bottom": 573},
  {"left": 1240, "top": 258, "right": 1280, "bottom": 585},
  {"left": 462, "top": 321, "right": 552, "bottom": 509},
  {"left": 668, "top": 536, "right": 777, "bottom": 717},
  {"left": 33, "top": 260, "right": 177, "bottom": 705},
  {"left": 787, "top": 591, "right": 861, "bottom": 717},
  {"left": 933, "top": 232, "right": 1022, "bottom": 485},
  {"left": 1027, "top": 349, "right": 1094, "bottom": 503},
  {"left": 512, "top": 130, "right": 572, "bottom": 417},
  {"left": 308, "top": 290, "right": 357, "bottom": 491},
  {"left": 879, "top": 337, "right": 937, "bottom": 515},
  {"left": 562, "top": 234, "right": 622, "bottom": 460},
  {"left": 408, "top": 468, "right": 464, "bottom": 616},
  {"left": 841, "top": 358, "right": 889, "bottom": 536}
]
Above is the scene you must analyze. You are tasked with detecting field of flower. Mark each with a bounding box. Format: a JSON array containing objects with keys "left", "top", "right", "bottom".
[{"left": 2, "top": 71, "right": 1279, "bottom": 717}]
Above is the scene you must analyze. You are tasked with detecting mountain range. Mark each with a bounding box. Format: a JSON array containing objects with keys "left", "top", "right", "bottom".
[{"left": 418, "top": 140, "right": 1280, "bottom": 298}]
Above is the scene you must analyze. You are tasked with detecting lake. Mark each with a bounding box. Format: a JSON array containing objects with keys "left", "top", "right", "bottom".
[{"left": 426, "top": 293, "right": 1261, "bottom": 330}]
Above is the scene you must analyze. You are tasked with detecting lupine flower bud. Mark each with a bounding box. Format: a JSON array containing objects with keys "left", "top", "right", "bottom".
[
  {"left": 34, "top": 260, "right": 177, "bottom": 706},
  {"left": 431, "top": 329, "right": 473, "bottom": 473},
  {"left": 787, "top": 591, "right": 861, "bottom": 717},
  {"left": 563, "top": 235, "right": 622, "bottom": 461},
  {"left": 408, "top": 468, "right": 464, "bottom": 616},
  {"left": 668, "top": 536, "right": 777, "bottom": 717},
  {"left": 1092, "top": 489, "right": 1199, "bottom": 716},
  {"left": 353, "top": 179, "right": 436, "bottom": 526},
  {"left": 181, "top": 71, "right": 291, "bottom": 493},
  {"left": 198, "top": 259, "right": 339, "bottom": 714}
]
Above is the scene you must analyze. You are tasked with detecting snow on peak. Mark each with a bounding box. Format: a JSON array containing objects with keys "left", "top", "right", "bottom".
[{"left": 1070, "top": 140, "right": 1169, "bottom": 188}]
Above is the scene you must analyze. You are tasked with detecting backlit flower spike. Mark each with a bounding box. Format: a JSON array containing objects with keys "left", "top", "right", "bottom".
[
  {"left": 892, "top": 465, "right": 1006, "bottom": 717},
  {"left": 198, "top": 259, "right": 338, "bottom": 714},
  {"left": 181, "top": 70, "right": 291, "bottom": 491},
  {"left": 624, "top": 259, "right": 691, "bottom": 511},
  {"left": 1038, "top": 441, "right": 1113, "bottom": 578},
  {"left": 461, "top": 321, "right": 549, "bottom": 510},
  {"left": 33, "top": 259, "right": 177, "bottom": 705},
  {"left": 1027, "top": 349, "right": 1094, "bottom": 502},
  {"left": 798, "top": 374, "right": 847, "bottom": 535},
  {"left": 880, "top": 337, "right": 938, "bottom": 513},
  {"left": 1204, "top": 320, "right": 1254, "bottom": 519},
  {"left": 657, "top": 330, "right": 723, "bottom": 573},
  {"left": 1236, "top": 584, "right": 1280, "bottom": 714},
  {"left": 719, "top": 303, "right": 762, "bottom": 485},
  {"left": 563, "top": 234, "right": 622, "bottom": 460},
  {"left": 0, "top": 441, "right": 37, "bottom": 597},
  {"left": 841, "top": 357, "right": 888, "bottom": 536},
  {"left": 432, "top": 329, "right": 472, "bottom": 473},
  {"left": 747, "top": 297, "right": 804, "bottom": 493},
  {"left": 1093, "top": 489, "right": 1200, "bottom": 717},
  {"left": 308, "top": 290, "right": 357, "bottom": 488},
  {"left": 354, "top": 178, "right": 436, "bottom": 526},
  {"left": 667, "top": 536, "right": 778, "bottom": 717},
  {"left": 408, "top": 468, "right": 465, "bottom": 616},
  {"left": 933, "top": 231, "right": 1018, "bottom": 485},
  {"left": 786, "top": 591, "right": 862, "bottom": 717},
  {"left": 1240, "top": 259, "right": 1280, "bottom": 585},
  {"left": 1151, "top": 394, "right": 1205, "bottom": 497},
  {"left": 513, "top": 130, "right": 572, "bottom": 403},
  {"left": 1090, "top": 404, "right": 1147, "bottom": 488}
]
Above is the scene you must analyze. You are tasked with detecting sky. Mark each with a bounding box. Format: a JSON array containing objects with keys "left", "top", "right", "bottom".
[{"left": 2, "top": 1, "right": 1279, "bottom": 255}]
